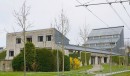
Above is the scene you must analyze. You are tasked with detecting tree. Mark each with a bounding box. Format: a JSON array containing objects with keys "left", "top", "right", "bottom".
[
  {"left": 14, "top": 1, "right": 31, "bottom": 76},
  {"left": 79, "top": 24, "right": 89, "bottom": 65},
  {"left": 25, "top": 42, "right": 36, "bottom": 71},
  {"left": 12, "top": 42, "right": 36, "bottom": 71},
  {"left": 54, "top": 9, "right": 70, "bottom": 74}
]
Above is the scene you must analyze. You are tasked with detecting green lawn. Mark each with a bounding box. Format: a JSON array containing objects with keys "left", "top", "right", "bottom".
[
  {"left": 101, "top": 64, "right": 127, "bottom": 73},
  {"left": 1, "top": 64, "right": 130, "bottom": 76},
  {"left": 112, "top": 72, "right": 130, "bottom": 76},
  {"left": 0, "top": 65, "right": 94, "bottom": 76}
]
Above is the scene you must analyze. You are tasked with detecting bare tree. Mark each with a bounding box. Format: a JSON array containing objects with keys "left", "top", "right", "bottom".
[
  {"left": 79, "top": 24, "right": 89, "bottom": 66},
  {"left": 14, "top": 1, "right": 31, "bottom": 76},
  {"left": 54, "top": 9, "right": 70, "bottom": 75}
]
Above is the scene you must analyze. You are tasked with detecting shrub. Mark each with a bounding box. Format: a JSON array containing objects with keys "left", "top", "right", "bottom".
[
  {"left": 12, "top": 42, "right": 36, "bottom": 71},
  {"left": 36, "top": 48, "right": 55, "bottom": 72},
  {"left": 52, "top": 50, "right": 63, "bottom": 71},
  {"left": 112, "top": 56, "right": 125, "bottom": 65},
  {"left": 64, "top": 55, "right": 70, "bottom": 71},
  {"left": 12, "top": 53, "right": 24, "bottom": 71},
  {"left": 81, "top": 52, "right": 91, "bottom": 66},
  {"left": 0, "top": 50, "right": 6, "bottom": 60},
  {"left": 69, "top": 52, "right": 80, "bottom": 58},
  {"left": 70, "top": 57, "right": 80, "bottom": 69},
  {"left": 25, "top": 42, "right": 36, "bottom": 71},
  {"left": 51, "top": 50, "right": 70, "bottom": 71}
]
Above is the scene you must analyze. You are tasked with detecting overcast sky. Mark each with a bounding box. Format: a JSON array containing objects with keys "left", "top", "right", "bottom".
[{"left": 0, "top": 0, "right": 130, "bottom": 47}]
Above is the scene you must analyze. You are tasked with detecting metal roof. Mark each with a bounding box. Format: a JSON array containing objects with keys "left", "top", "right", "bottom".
[
  {"left": 86, "top": 38, "right": 119, "bottom": 44},
  {"left": 88, "top": 46, "right": 115, "bottom": 49},
  {"left": 64, "top": 44, "right": 121, "bottom": 55},
  {"left": 88, "top": 26, "right": 123, "bottom": 37}
]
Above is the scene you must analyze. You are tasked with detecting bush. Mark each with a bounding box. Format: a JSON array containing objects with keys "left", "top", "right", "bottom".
[
  {"left": 64, "top": 55, "right": 70, "bottom": 71},
  {"left": 12, "top": 44, "right": 70, "bottom": 72},
  {"left": 25, "top": 42, "right": 36, "bottom": 71},
  {"left": 112, "top": 56, "right": 125, "bottom": 65},
  {"left": 70, "top": 57, "right": 80, "bottom": 69},
  {"left": 12, "top": 53, "right": 24, "bottom": 71},
  {"left": 12, "top": 42, "right": 36, "bottom": 71},
  {"left": 81, "top": 52, "right": 91, "bottom": 66},
  {"left": 69, "top": 52, "right": 80, "bottom": 58},
  {"left": 36, "top": 48, "right": 55, "bottom": 72},
  {"left": 0, "top": 50, "right": 6, "bottom": 60},
  {"left": 52, "top": 50, "right": 63, "bottom": 71}
]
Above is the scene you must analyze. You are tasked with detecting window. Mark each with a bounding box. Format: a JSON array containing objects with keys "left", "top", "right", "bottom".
[
  {"left": 46, "top": 35, "right": 52, "bottom": 41},
  {"left": 9, "top": 50, "right": 14, "bottom": 57},
  {"left": 110, "top": 42, "right": 115, "bottom": 46},
  {"left": 20, "top": 48, "right": 23, "bottom": 52},
  {"left": 26, "top": 36, "right": 32, "bottom": 42},
  {"left": 16, "top": 38, "right": 21, "bottom": 44},
  {"left": 113, "top": 34, "right": 119, "bottom": 38},
  {"left": 38, "top": 36, "right": 43, "bottom": 42}
]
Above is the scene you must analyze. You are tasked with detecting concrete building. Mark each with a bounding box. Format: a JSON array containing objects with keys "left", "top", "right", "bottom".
[
  {"left": 85, "top": 26, "right": 124, "bottom": 55},
  {"left": 6, "top": 28, "right": 69, "bottom": 60},
  {"left": 5, "top": 26, "right": 124, "bottom": 65}
]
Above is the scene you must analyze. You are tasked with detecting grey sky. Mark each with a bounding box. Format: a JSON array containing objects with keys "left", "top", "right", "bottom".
[{"left": 0, "top": 0, "right": 130, "bottom": 47}]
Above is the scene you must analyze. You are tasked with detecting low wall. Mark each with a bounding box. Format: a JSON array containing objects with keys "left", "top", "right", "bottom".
[{"left": 0, "top": 60, "right": 12, "bottom": 71}]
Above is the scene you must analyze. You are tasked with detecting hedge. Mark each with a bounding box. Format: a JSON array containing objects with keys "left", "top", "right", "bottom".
[
  {"left": 64, "top": 55, "right": 70, "bottom": 71},
  {"left": 81, "top": 52, "right": 91, "bottom": 66},
  {"left": 12, "top": 42, "right": 36, "bottom": 71},
  {"left": 112, "top": 56, "right": 125, "bottom": 65},
  {"left": 0, "top": 50, "right": 6, "bottom": 60},
  {"left": 69, "top": 52, "right": 80, "bottom": 58},
  {"left": 12, "top": 42, "right": 70, "bottom": 71},
  {"left": 12, "top": 53, "right": 24, "bottom": 71},
  {"left": 36, "top": 48, "right": 55, "bottom": 72}
]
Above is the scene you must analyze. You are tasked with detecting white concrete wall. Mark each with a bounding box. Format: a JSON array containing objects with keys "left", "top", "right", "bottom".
[{"left": 6, "top": 28, "right": 69, "bottom": 60}]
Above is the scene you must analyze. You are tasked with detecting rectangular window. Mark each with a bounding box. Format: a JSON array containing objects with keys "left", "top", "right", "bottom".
[
  {"left": 16, "top": 38, "right": 21, "bottom": 44},
  {"left": 110, "top": 42, "right": 115, "bottom": 45},
  {"left": 46, "top": 35, "right": 52, "bottom": 41},
  {"left": 38, "top": 36, "right": 43, "bottom": 42},
  {"left": 26, "top": 36, "right": 32, "bottom": 42},
  {"left": 9, "top": 50, "right": 14, "bottom": 57}
]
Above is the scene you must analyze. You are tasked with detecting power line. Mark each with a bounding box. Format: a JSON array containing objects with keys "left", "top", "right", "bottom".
[
  {"left": 76, "top": 0, "right": 129, "bottom": 7},
  {"left": 75, "top": 0, "right": 110, "bottom": 27},
  {"left": 106, "top": 0, "right": 130, "bottom": 30},
  {"left": 84, "top": 0, "right": 96, "bottom": 4},
  {"left": 120, "top": 2, "right": 130, "bottom": 19}
]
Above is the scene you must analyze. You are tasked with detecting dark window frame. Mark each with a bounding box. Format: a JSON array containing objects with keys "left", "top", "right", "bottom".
[
  {"left": 38, "top": 36, "right": 43, "bottom": 42},
  {"left": 16, "top": 38, "right": 21, "bottom": 44},
  {"left": 9, "top": 50, "right": 14, "bottom": 57},
  {"left": 46, "top": 35, "right": 52, "bottom": 41},
  {"left": 26, "top": 36, "right": 32, "bottom": 42}
]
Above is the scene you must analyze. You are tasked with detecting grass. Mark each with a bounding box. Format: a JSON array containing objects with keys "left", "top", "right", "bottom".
[
  {"left": 0, "top": 65, "right": 94, "bottom": 76},
  {"left": 95, "top": 64, "right": 130, "bottom": 75},
  {"left": 112, "top": 72, "right": 130, "bottom": 76},
  {"left": 1, "top": 64, "right": 130, "bottom": 76},
  {"left": 101, "top": 64, "right": 127, "bottom": 73}
]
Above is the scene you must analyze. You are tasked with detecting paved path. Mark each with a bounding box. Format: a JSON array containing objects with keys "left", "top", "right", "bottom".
[
  {"left": 87, "top": 65, "right": 103, "bottom": 74},
  {"left": 95, "top": 70, "right": 130, "bottom": 76}
]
